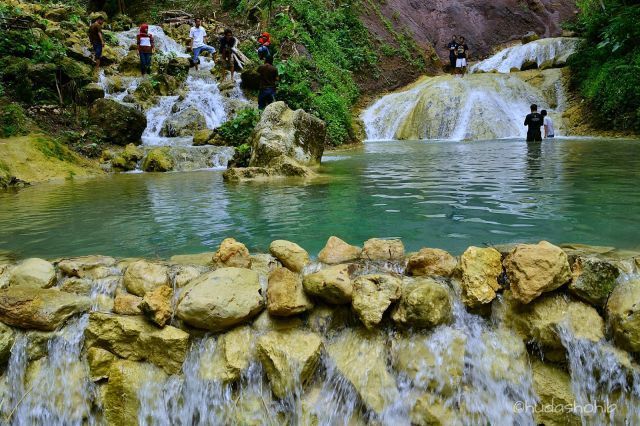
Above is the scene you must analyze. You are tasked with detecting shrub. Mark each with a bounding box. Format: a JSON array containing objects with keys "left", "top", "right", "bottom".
[
  {"left": 0, "top": 103, "right": 29, "bottom": 138},
  {"left": 215, "top": 108, "right": 260, "bottom": 146}
]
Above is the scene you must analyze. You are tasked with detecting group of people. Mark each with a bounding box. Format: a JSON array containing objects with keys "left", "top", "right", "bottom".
[
  {"left": 524, "top": 104, "right": 555, "bottom": 142},
  {"left": 88, "top": 16, "right": 279, "bottom": 110},
  {"left": 447, "top": 35, "right": 469, "bottom": 75}
]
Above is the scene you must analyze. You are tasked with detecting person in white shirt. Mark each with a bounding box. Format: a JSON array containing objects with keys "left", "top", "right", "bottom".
[
  {"left": 541, "top": 110, "right": 555, "bottom": 139},
  {"left": 189, "top": 18, "right": 216, "bottom": 71}
]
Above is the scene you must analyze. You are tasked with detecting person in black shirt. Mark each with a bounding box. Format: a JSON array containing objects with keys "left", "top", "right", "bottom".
[
  {"left": 524, "top": 104, "right": 544, "bottom": 142},
  {"left": 447, "top": 35, "right": 458, "bottom": 73},
  {"left": 455, "top": 37, "right": 469, "bottom": 76}
]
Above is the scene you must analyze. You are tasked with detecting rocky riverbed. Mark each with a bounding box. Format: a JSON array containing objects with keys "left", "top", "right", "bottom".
[{"left": 0, "top": 237, "right": 639, "bottom": 424}]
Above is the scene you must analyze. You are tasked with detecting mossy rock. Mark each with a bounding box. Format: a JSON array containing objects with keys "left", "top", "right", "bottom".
[
  {"left": 112, "top": 144, "right": 144, "bottom": 171},
  {"left": 79, "top": 83, "right": 106, "bottom": 105},
  {"left": 89, "top": 99, "right": 147, "bottom": 146},
  {"left": 142, "top": 148, "right": 174, "bottom": 172}
]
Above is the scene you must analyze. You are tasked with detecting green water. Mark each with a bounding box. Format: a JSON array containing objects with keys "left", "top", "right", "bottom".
[{"left": 1, "top": 139, "right": 639, "bottom": 259}]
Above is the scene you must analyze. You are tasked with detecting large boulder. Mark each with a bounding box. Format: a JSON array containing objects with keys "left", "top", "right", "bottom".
[
  {"left": 57, "top": 255, "right": 117, "bottom": 279},
  {"left": 103, "top": 360, "right": 167, "bottom": 426},
  {"left": 459, "top": 246, "right": 503, "bottom": 309},
  {"left": 352, "top": 274, "right": 402, "bottom": 329},
  {"left": 568, "top": 256, "right": 619, "bottom": 307},
  {"left": 198, "top": 326, "right": 255, "bottom": 383},
  {"left": 317, "top": 236, "right": 362, "bottom": 264},
  {"left": 503, "top": 241, "right": 572, "bottom": 304},
  {"left": 249, "top": 101, "right": 325, "bottom": 168},
  {"left": 269, "top": 240, "right": 309, "bottom": 273},
  {"left": 303, "top": 264, "right": 356, "bottom": 304},
  {"left": 498, "top": 291, "right": 604, "bottom": 356},
  {"left": 123, "top": 260, "right": 170, "bottom": 297},
  {"left": 406, "top": 248, "right": 457, "bottom": 277},
  {"left": 606, "top": 279, "right": 640, "bottom": 352},
  {"left": 531, "top": 360, "right": 581, "bottom": 426},
  {"left": 391, "top": 327, "right": 466, "bottom": 396},
  {"left": 326, "top": 328, "right": 399, "bottom": 415},
  {"left": 8, "top": 258, "right": 56, "bottom": 288},
  {"left": 267, "top": 267, "right": 313, "bottom": 317},
  {"left": 257, "top": 329, "right": 323, "bottom": 399},
  {"left": 79, "top": 83, "right": 105, "bottom": 105},
  {"left": 391, "top": 277, "right": 453, "bottom": 329},
  {"left": 175, "top": 267, "right": 264, "bottom": 331},
  {"left": 141, "top": 147, "right": 174, "bottom": 172},
  {"left": 160, "top": 107, "right": 207, "bottom": 137},
  {"left": 361, "top": 238, "right": 405, "bottom": 262},
  {"left": 0, "top": 287, "right": 90, "bottom": 331},
  {"left": 89, "top": 99, "right": 147, "bottom": 146},
  {"left": 212, "top": 238, "right": 252, "bottom": 268},
  {"left": 84, "top": 312, "right": 189, "bottom": 375}
]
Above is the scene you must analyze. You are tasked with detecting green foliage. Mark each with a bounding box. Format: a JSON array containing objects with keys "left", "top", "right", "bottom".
[
  {"left": 0, "top": 103, "right": 29, "bottom": 138},
  {"left": 216, "top": 108, "right": 260, "bottom": 146},
  {"left": 34, "top": 137, "right": 77, "bottom": 163},
  {"left": 569, "top": 0, "right": 640, "bottom": 131}
]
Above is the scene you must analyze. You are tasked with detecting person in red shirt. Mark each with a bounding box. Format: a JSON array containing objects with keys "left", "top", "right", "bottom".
[{"left": 137, "top": 24, "right": 155, "bottom": 75}]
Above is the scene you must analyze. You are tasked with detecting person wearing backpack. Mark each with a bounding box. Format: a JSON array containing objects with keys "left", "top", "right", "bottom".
[{"left": 137, "top": 24, "right": 154, "bottom": 75}]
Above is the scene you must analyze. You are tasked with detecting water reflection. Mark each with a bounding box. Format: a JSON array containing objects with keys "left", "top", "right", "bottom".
[{"left": 1, "top": 139, "right": 639, "bottom": 258}]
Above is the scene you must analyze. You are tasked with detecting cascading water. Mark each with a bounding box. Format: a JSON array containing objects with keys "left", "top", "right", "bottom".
[{"left": 362, "top": 38, "right": 575, "bottom": 141}]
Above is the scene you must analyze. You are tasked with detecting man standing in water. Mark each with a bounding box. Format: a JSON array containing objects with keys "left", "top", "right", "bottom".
[
  {"left": 257, "top": 52, "right": 278, "bottom": 110},
  {"left": 447, "top": 35, "right": 458, "bottom": 74},
  {"left": 89, "top": 15, "right": 105, "bottom": 72},
  {"left": 189, "top": 18, "right": 216, "bottom": 71},
  {"left": 541, "top": 110, "right": 555, "bottom": 139},
  {"left": 524, "top": 104, "right": 544, "bottom": 142},
  {"left": 455, "top": 37, "right": 469, "bottom": 76}
]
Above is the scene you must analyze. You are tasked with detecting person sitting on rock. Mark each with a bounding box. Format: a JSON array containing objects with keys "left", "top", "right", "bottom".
[
  {"left": 541, "top": 110, "right": 555, "bottom": 139},
  {"left": 189, "top": 18, "right": 216, "bottom": 71},
  {"left": 219, "top": 29, "right": 240, "bottom": 81},
  {"left": 524, "top": 104, "right": 544, "bottom": 142},
  {"left": 89, "top": 15, "right": 105, "bottom": 72},
  {"left": 258, "top": 32, "right": 272, "bottom": 59},
  {"left": 455, "top": 37, "right": 469, "bottom": 76},
  {"left": 137, "top": 24, "right": 154, "bottom": 75},
  {"left": 257, "top": 51, "right": 278, "bottom": 110}
]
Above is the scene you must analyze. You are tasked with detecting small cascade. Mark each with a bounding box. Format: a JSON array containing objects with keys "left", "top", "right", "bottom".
[{"left": 471, "top": 37, "right": 580, "bottom": 74}]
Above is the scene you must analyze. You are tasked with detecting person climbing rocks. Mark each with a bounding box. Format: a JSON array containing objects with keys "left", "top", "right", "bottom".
[
  {"left": 455, "top": 37, "right": 469, "bottom": 76},
  {"left": 219, "top": 29, "right": 240, "bottom": 81},
  {"left": 447, "top": 35, "right": 458, "bottom": 74},
  {"left": 541, "top": 110, "right": 555, "bottom": 139},
  {"left": 137, "top": 24, "right": 154, "bottom": 76},
  {"left": 257, "top": 31, "right": 272, "bottom": 60},
  {"left": 89, "top": 15, "right": 105, "bottom": 72},
  {"left": 189, "top": 18, "right": 216, "bottom": 71},
  {"left": 257, "top": 51, "right": 278, "bottom": 110},
  {"left": 524, "top": 104, "right": 544, "bottom": 142}
]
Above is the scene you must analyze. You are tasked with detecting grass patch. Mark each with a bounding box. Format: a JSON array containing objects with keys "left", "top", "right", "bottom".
[{"left": 34, "top": 137, "right": 78, "bottom": 163}]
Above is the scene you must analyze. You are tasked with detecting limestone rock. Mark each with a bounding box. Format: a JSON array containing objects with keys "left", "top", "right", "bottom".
[
  {"left": 169, "top": 252, "right": 215, "bottom": 267},
  {"left": 57, "top": 255, "right": 117, "bottom": 280},
  {"left": 269, "top": 240, "right": 309, "bottom": 273},
  {"left": 249, "top": 254, "right": 281, "bottom": 278},
  {"left": 111, "top": 144, "right": 144, "bottom": 172},
  {"left": 113, "top": 291, "right": 143, "bottom": 315},
  {"left": 459, "top": 246, "right": 502, "bottom": 308},
  {"left": 89, "top": 98, "right": 146, "bottom": 146},
  {"left": 0, "top": 287, "right": 90, "bottom": 331},
  {"left": 302, "top": 264, "right": 356, "bottom": 304},
  {"left": 406, "top": 248, "right": 457, "bottom": 277},
  {"left": 0, "top": 322, "right": 15, "bottom": 364},
  {"left": 326, "top": 328, "right": 399, "bottom": 414},
  {"left": 391, "top": 327, "right": 466, "bottom": 396},
  {"left": 8, "top": 258, "right": 56, "bottom": 289},
  {"left": 569, "top": 257, "right": 619, "bottom": 307},
  {"left": 306, "top": 304, "right": 355, "bottom": 334},
  {"left": 361, "top": 238, "right": 405, "bottom": 262},
  {"left": 531, "top": 360, "right": 581, "bottom": 426},
  {"left": 504, "top": 241, "right": 572, "bottom": 304},
  {"left": 249, "top": 101, "right": 325, "bottom": 168},
  {"left": 104, "top": 360, "right": 167, "bottom": 426},
  {"left": 317, "top": 236, "right": 362, "bottom": 264},
  {"left": 84, "top": 312, "right": 189, "bottom": 374},
  {"left": 267, "top": 267, "right": 313, "bottom": 317},
  {"left": 172, "top": 265, "right": 204, "bottom": 288},
  {"left": 212, "top": 238, "right": 252, "bottom": 268},
  {"left": 123, "top": 260, "right": 170, "bottom": 297},
  {"left": 257, "top": 329, "right": 323, "bottom": 399},
  {"left": 176, "top": 267, "right": 264, "bottom": 331},
  {"left": 253, "top": 309, "right": 303, "bottom": 332},
  {"left": 411, "top": 393, "right": 462, "bottom": 426},
  {"left": 498, "top": 291, "right": 604, "bottom": 353},
  {"left": 199, "top": 326, "right": 255, "bottom": 383},
  {"left": 606, "top": 279, "right": 640, "bottom": 352},
  {"left": 193, "top": 129, "right": 214, "bottom": 146},
  {"left": 352, "top": 274, "right": 402, "bottom": 329},
  {"left": 142, "top": 147, "right": 174, "bottom": 172},
  {"left": 160, "top": 106, "right": 207, "bottom": 137},
  {"left": 481, "top": 328, "right": 530, "bottom": 383},
  {"left": 391, "top": 278, "right": 453, "bottom": 329},
  {"left": 79, "top": 83, "right": 105, "bottom": 104},
  {"left": 87, "top": 347, "right": 117, "bottom": 381},
  {"left": 139, "top": 285, "right": 173, "bottom": 327}
]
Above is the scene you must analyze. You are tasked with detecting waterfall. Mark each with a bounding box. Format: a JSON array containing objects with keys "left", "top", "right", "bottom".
[
  {"left": 362, "top": 37, "right": 576, "bottom": 142},
  {"left": 471, "top": 37, "right": 580, "bottom": 74}
]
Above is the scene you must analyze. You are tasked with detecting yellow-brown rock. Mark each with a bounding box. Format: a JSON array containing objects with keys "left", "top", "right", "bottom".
[
  {"left": 391, "top": 277, "right": 453, "bottom": 329},
  {"left": 406, "top": 248, "right": 457, "bottom": 277},
  {"left": 139, "top": 285, "right": 173, "bottom": 327},
  {"left": 317, "top": 236, "right": 362, "bottom": 264},
  {"left": 123, "top": 260, "right": 170, "bottom": 297},
  {"left": 352, "top": 274, "right": 402, "bottom": 329},
  {"left": 361, "top": 238, "right": 405, "bottom": 261},
  {"left": 302, "top": 264, "right": 356, "bottom": 304},
  {"left": 459, "top": 246, "right": 502, "bottom": 308},
  {"left": 267, "top": 267, "right": 313, "bottom": 317},
  {"left": 269, "top": 240, "right": 310, "bottom": 272},
  {"left": 212, "top": 237, "right": 252, "bottom": 268}
]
